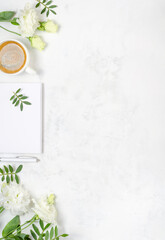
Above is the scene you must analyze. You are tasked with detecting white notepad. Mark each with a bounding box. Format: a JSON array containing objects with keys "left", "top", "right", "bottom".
[{"left": 0, "top": 83, "right": 42, "bottom": 153}]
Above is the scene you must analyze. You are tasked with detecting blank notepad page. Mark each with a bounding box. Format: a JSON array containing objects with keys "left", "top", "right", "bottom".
[{"left": 0, "top": 83, "right": 42, "bottom": 153}]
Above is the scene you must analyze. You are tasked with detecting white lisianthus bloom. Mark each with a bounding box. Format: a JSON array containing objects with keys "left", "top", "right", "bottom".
[
  {"left": 19, "top": 3, "right": 40, "bottom": 37},
  {"left": 0, "top": 183, "right": 31, "bottom": 215},
  {"left": 39, "top": 20, "right": 58, "bottom": 33},
  {"left": 29, "top": 35, "right": 46, "bottom": 51},
  {"left": 32, "top": 194, "right": 57, "bottom": 224}
]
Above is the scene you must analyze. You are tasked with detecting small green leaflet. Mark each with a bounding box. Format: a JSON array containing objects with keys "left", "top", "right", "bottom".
[
  {"left": 32, "top": 224, "right": 40, "bottom": 236},
  {"left": 10, "top": 88, "right": 32, "bottom": 111},
  {"left": 39, "top": 219, "right": 44, "bottom": 230},
  {"left": 16, "top": 165, "right": 23, "bottom": 173},
  {"left": 31, "top": 230, "right": 37, "bottom": 240}
]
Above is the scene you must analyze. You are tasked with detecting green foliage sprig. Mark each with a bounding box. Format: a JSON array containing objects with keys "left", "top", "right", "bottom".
[
  {"left": 0, "top": 165, "right": 23, "bottom": 184},
  {"left": 35, "top": 0, "right": 57, "bottom": 17},
  {"left": 30, "top": 221, "right": 69, "bottom": 240},
  {"left": 0, "top": 215, "right": 69, "bottom": 240},
  {"left": 10, "top": 88, "right": 32, "bottom": 111}
]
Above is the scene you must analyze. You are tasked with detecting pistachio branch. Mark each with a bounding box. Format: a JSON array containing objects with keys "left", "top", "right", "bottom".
[
  {"left": 0, "top": 165, "right": 23, "bottom": 184},
  {"left": 35, "top": 0, "right": 57, "bottom": 17},
  {"left": 10, "top": 88, "right": 32, "bottom": 112}
]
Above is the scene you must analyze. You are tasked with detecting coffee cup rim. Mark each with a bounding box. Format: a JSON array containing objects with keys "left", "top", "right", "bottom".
[{"left": 0, "top": 39, "right": 29, "bottom": 76}]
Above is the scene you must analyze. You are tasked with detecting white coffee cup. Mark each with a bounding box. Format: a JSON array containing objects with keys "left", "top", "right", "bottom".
[{"left": 0, "top": 39, "right": 35, "bottom": 75}]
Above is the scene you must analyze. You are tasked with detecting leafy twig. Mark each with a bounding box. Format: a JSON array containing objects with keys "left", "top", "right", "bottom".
[
  {"left": 0, "top": 165, "right": 23, "bottom": 184},
  {"left": 30, "top": 222, "right": 69, "bottom": 240},
  {"left": 10, "top": 88, "right": 32, "bottom": 112},
  {"left": 35, "top": 0, "right": 57, "bottom": 17}
]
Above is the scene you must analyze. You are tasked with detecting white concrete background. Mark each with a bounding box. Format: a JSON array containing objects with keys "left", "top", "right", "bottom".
[{"left": 0, "top": 0, "right": 165, "bottom": 239}]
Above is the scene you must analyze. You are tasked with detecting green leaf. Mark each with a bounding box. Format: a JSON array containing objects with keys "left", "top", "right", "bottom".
[
  {"left": 2, "top": 215, "right": 20, "bottom": 237},
  {"left": 20, "top": 103, "right": 23, "bottom": 111},
  {"left": 49, "top": 5, "right": 57, "bottom": 8},
  {"left": 32, "top": 224, "right": 40, "bottom": 236},
  {"left": 46, "top": 1, "right": 52, "bottom": 5},
  {"left": 56, "top": 238, "right": 59, "bottom": 240},
  {"left": 39, "top": 219, "right": 44, "bottom": 230},
  {"left": 44, "top": 223, "right": 51, "bottom": 231},
  {"left": 15, "top": 100, "right": 20, "bottom": 107},
  {"left": 60, "top": 234, "right": 69, "bottom": 237},
  {"left": 11, "top": 17, "right": 19, "bottom": 25},
  {"left": 55, "top": 226, "right": 58, "bottom": 237},
  {"left": 22, "top": 101, "right": 31, "bottom": 105},
  {"left": 18, "top": 94, "right": 23, "bottom": 98},
  {"left": 17, "top": 233, "right": 30, "bottom": 240},
  {"left": 46, "top": 10, "right": 49, "bottom": 17},
  {"left": 11, "top": 174, "right": 14, "bottom": 182},
  {"left": 35, "top": 3, "right": 40, "bottom": 8},
  {"left": 15, "top": 174, "right": 19, "bottom": 184},
  {"left": 21, "top": 96, "right": 28, "bottom": 100},
  {"left": 50, "top": 10, "right": 56, "bottom": 15},
  {"left": 16, "top": 88, "right": 21, "bottom": 94},
  {"left": 0, "top": 11, "right": 15, "bottom": 22},
  {"left": 10, "top": 95, "right": 15, "bottom": 101},
  {"left": 0, "top": 168, "right": 3, "bottom": 174},
  {"left": 50, "top": 227, "right": 54, "bottom": 239},
  {"left": 6, "top": 175, "right": 10, "bottom": 184},
  {"left": 45, "top": 231, "right": 49, "bottom": 240},
  {"left": 13, "top": 98, "right": 17, "bottom": 104},
  {"left": 9, "top": 165, "right": 13, "bottom": 172},
  {"left": 41, "top": 8, "right": 46, "bottom": 14},
  {"left": 4, "top": 165, "right": 8, "bottom": 173},
  {"left": 16, "top": 165, "right": 23, "bottom": 173},
  {"left": 1, "top": 175, "right": 5, "bottom": 181},
  {"left": 43, "top": 0, "right": 46, "bottom": 3},
  {"left": 30, "top": 230, "right": 37, "bottom": 240}
]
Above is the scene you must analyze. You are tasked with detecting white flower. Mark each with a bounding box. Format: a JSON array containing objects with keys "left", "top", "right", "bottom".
[
  {"left": 32, "top": 194, "right": 57, "bottom": 224},
  {"left": 0, "top": 182, "right": 31, "bottom": 215},
  {"left": 29, "top": 35, "right": 46, "bottom": 51},
  {"left": 39, "top": 20, "right": 58, "bottom": 33},
  {"left": 19, "top": 3, "right": 40, "bottom": 37}
]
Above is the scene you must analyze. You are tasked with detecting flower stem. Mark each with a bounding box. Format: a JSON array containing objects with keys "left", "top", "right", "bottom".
[
  {"left": 0, "top": 206, "right": 5, "bottom": 214},
  {"left": 16, "top": 215, "right": 37, "bottom": 234},
  {"left": 20, "top": 218, "right": 36, "bottom": 232},
  {"left": 0, "top": 25, "right": 21, "bottom": 36}
]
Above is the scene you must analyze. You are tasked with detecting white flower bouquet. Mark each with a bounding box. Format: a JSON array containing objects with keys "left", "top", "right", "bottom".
[
  {"left": 0, "top": 165, "right": 69, "bottom": 240},
  {"left": 0, "top": 0, "right": 59, "bottom": 51}
]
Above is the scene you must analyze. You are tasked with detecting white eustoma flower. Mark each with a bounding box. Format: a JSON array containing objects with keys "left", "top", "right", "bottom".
[
  {"left": 44, "top": 20, "right": 58, "bottom": 33},
  {"left": 32, "top": 194, "right": 57, "bottom": 224},
  {"left": 19, "top": 3, "right": 40, "bottom": 37},
  {"left": 0, "top": 182, "right": 31, "bottom": 215},
  {"left": 29, "top": 35, "right": 46, "bottom": 51},
  {"left": 39, "top": 20, "right": 58, "bottom": 33}
]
